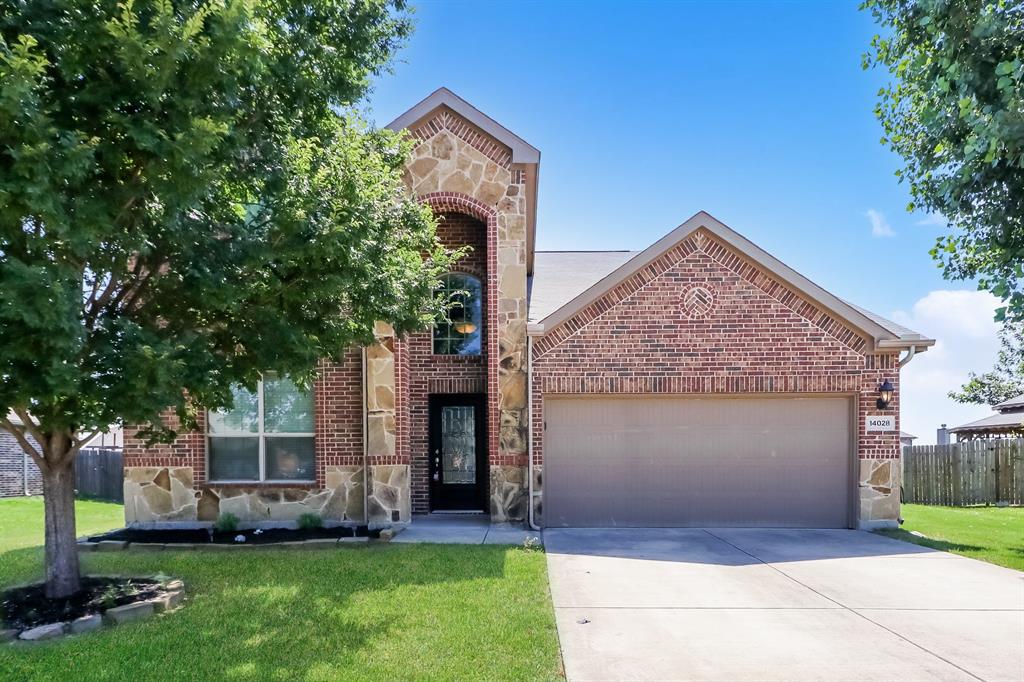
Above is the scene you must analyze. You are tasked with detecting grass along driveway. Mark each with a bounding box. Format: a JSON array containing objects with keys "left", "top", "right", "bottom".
[
  {"left": 0, "top": 498, "right": 562, "bottom": 681},
  {"left": 876, "top": 503, "right": 1024, "bottom": 571}
]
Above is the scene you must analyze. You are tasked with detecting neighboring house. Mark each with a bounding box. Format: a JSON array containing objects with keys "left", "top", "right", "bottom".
[
  {"left": 899, "top": 431, "right": 917, "bottom": 447},
  {"left": 1, "top": 413, "right": 121, "bottom": 498},
  {"left": 0, "top": 413, "right": 42, "bottom": 498},
  {"left": 123, "top": 88, "right": 934, "bottom": 530},
  {"left": 83, "top": 426, "right": 123, "bottom": 449},
  {"left": 949, "top": 394, "right": 1024, "bottom": 441}
]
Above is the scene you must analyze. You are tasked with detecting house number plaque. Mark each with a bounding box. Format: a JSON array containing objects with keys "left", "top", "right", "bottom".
[{"left": 865, "top": 415, "right": 896, "bottom": 432}]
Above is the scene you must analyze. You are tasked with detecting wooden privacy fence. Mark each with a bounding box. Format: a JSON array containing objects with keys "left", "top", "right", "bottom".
[
  {"left": 902, "top": 439, "right": 1024, "bottom": 506},
  {"left": 75, "top": 448, "right": 123, "bottom": 503}
]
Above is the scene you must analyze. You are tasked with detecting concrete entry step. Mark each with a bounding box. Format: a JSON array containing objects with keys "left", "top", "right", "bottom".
[{"left": 391, "top": 513, "right": 542, "bottom": 546}]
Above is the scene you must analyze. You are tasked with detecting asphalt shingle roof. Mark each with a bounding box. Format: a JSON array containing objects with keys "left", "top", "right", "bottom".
[
  {"left": 994, "top": 393, "right": 1024, "bottom": 411},
  {"left": 842, "top": 301, "right": 925, "bottom": 342},
  {"left": 528, "top": 251, "right": 640, "bottom": 323},
  {"left": 949, "top": 412, "right": 1024, "bottom": 433}
]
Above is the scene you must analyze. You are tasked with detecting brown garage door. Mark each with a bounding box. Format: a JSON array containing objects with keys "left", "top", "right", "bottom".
[{"left": 543, "top": 396, "right": 852, "bottom": 528}]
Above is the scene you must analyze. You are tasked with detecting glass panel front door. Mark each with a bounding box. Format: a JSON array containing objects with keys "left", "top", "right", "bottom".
[
  {"left": 429, "top": 395, "right": 486, "bottom": 511},
  {"left": 441, "top": 406, "right": 476, "bottom": 484}
]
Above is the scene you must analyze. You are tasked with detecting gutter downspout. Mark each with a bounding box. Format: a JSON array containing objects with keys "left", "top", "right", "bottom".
[
  {"left": 361, "top": 346, "right": 369, "bottom": 527},
  {"left": 526, "top": 334, "right": 540, "bottom": 531},
  {"left": 895, "top": 345, "right": 917, "bottom": 527}
]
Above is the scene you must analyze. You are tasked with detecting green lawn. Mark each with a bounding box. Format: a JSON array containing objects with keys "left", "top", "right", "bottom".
[
  {"left": 0, "top": 497, "right": 562, "bottom": 681},
  {"left": 877, "top": 503, "right": 1024, "bottom": 571}
]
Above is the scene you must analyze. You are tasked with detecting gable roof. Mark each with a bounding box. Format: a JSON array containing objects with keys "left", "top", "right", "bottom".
[
  {"left": 386, "top": 87, "right": 542, "bottom": 275},
  {"left": 528, "top": 211, "right": 934, "bottom": 353},
  {"left": 529, "top": 251, "right": 640, "bottom": 323},
  {"left": 385, "top": 87, "right": 541, "bottom": 164},
  {"left": 949, "top": 411, "right": 1024, "bottom": 434},
  {"left": 994, "top": 393, "right": 1024, "bottom": 412}
]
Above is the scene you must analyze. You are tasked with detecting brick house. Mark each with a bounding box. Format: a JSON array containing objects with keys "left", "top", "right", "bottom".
[
  {"left": 1, "top": 429, "right": 42, "bottom": 498},
  {"left": 1, "top": 412, "right": 42, "bottom": 498},
  {"left": 122, "top": 88, "right": 933, "bottom": 530}
]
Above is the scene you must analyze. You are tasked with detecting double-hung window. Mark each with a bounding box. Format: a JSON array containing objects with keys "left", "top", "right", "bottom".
[{"left": 207, "top": 373, "right": 315, "bottom": 482}]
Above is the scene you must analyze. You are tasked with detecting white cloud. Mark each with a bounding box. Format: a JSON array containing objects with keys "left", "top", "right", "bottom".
[
  {"left": 866, "top": 209, "right": 895, "bottom": 237},
  {"left": 892, "top": 290, "right": 1001, "bottom": 444},
  {"left": 915, "top": 213, "right": 948, "bottom": 227}
]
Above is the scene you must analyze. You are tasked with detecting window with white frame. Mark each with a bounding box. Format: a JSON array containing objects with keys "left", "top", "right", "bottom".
[{"left": 207, "top": 373, "right": 315, "bottom": 482}]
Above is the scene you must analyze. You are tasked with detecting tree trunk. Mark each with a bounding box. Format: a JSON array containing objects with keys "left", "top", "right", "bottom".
[{"left": 42, "top": 455, "right": 81, "bottom": 598}]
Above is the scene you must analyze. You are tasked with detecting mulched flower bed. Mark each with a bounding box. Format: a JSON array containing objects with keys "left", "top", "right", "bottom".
[
  {"left": 89, "top": 524, "right": 375, "bottom": 545},
  {"left": 2, "top": 576, "right": 164, "bottom": 630}
]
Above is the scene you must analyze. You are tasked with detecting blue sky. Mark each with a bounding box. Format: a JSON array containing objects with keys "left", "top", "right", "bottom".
[{"left": 365, "top": 1, "right": 1001, "bottom": 443}]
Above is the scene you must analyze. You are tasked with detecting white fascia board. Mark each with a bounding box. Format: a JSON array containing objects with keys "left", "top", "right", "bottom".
[{"left": 385, "top": 87, "right": 540, "bottom": 164}]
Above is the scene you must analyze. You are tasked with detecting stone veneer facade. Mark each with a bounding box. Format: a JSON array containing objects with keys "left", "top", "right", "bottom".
[
  {"left": 122, "top": 102, "right": 531, "bottom": 527},
  {"left": 394, "top": 106, "right": 531, "bottom": 521},
  {"left": 122, "top": 90, "right": 912, "bottom": 531},
  {"left": 530, "top": 227, "right": 903, "bottom": 529}
]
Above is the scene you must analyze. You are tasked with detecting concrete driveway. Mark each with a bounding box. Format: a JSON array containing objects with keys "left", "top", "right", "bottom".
[{"left": 545, "top": 528, "right": 1024, "bottom": 682}]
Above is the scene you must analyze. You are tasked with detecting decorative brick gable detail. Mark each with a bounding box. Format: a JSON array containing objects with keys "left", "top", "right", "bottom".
[
  {"left": 535, "top": 229, "right": 870, "bottom": 358},
  {"left": 409, "top": 107, "right": 513, "bottom": 169},
  {"left": 699, "top": 236, "right": 869, "bottom": 355}
]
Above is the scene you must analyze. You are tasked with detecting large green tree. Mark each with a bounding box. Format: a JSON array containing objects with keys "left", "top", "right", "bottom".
[
  {"left": 950, "top": 323, "right": 1024, "bottom": 404},
  {"left": 862, "top": 0, "right": 1024, "bottom": 322},
  {"left": 0, "top": 0, "right": 454, "bottom": 598}
]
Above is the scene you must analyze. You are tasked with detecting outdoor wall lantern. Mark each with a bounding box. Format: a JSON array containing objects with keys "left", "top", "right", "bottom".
[{"left": 876, "top": 379, "right": 894, "bottom": 409}]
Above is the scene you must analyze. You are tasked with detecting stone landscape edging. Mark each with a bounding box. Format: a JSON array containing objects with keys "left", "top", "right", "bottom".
[{"left": 2, "top": 579, "right": 185, "bottom": 644}]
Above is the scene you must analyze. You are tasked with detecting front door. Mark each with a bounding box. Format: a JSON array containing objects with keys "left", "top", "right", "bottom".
[{"left": 429, "top": 394, "right": 487, "bottom": 511}]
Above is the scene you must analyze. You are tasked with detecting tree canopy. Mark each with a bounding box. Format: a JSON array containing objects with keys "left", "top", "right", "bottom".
[
  {"left": 0, "top": 0, "right": 454, "bottom": 597},
  {"left": 950, "top": 322, "right": 1024, "bottom": 404},
  {"left": 863, "top": 0, "right": 1024, "bottom": 322},
  {"left": 1, "top": 0, "right": 454, "bottom": 442}
]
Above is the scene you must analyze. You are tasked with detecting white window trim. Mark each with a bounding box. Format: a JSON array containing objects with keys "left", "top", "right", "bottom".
[{"left": 206, "top": 377, "right": 315, "bottom": 484}]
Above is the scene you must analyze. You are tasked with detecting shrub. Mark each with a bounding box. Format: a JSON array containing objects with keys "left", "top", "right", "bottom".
[
  {"left": 296, "top": 513, "right": 323, "bottom": 531},
  {"left": 521, "top": 535, "right": 543, "bottom": 552},
  {"left": 213, "top": 512, "right": 239, "bottom": 534}
]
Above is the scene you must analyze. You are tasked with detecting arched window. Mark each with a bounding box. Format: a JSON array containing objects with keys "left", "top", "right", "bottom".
[{"left": 434, "top": 273, "right": 483, "bottom": 355}]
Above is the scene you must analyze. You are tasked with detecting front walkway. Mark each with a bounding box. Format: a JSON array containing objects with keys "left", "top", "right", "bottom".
[
  {"left": 392, "top": 514, "right": 541, "bottom": 545},
  {"left": 546, "top": 528, "right": 1024, "bottom": 682}
]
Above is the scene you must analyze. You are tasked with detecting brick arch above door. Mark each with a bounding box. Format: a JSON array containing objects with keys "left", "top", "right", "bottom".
[{"left": 417, "top": 192, "right": 500, "bottom": 463}]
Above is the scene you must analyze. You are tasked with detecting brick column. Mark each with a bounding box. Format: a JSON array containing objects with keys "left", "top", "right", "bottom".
[{"left": 857, "top": 354, "right": 902, "bottom": 529}]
